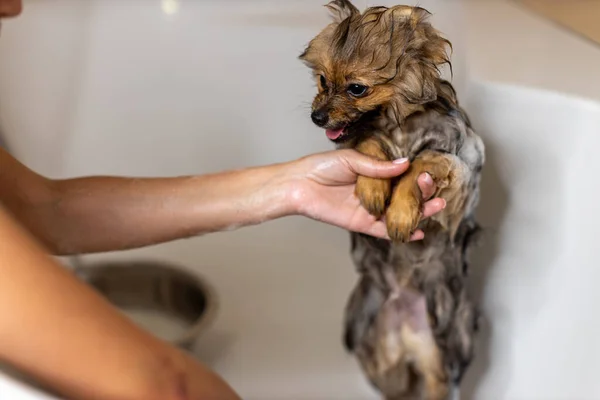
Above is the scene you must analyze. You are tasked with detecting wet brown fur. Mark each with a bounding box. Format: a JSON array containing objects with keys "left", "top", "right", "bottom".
[{"left": 299, "top": 2, "right": 486, "bottom": 399}]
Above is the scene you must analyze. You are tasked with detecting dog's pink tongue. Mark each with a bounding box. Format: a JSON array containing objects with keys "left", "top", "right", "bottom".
[{"left": 326, "top": 128, "right": 344, "bottom": 140}]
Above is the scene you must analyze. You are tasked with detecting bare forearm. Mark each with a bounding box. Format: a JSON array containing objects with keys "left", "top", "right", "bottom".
[
  {"left": 0, "top": 207, "right": 240, "bottom": 400},
  {"left": 29, "top": 163, "right": 296, "bottom": 255}
]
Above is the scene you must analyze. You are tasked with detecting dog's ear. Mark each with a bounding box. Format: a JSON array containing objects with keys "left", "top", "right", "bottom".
[
  {"left": 401, "top": 65, "right": 439, "bottom": 105},
  {"left": 298, "top": 1, "right": 358, "bottom": 63},
  {"left": 388, "top": 6, "right": 452, "bottom": 104},
  {"left": 325, "top": 0, "right": 359, "bottom": 23}
]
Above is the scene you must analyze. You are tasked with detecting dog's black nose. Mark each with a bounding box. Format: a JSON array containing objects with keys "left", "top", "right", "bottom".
[{"left": 311, "top": 110, "right": 329, "bottom": 127}]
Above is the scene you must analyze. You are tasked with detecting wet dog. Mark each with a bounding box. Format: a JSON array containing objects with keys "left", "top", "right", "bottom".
[{"left": 299, "top": 2, "right": 485, "bottom": 399}]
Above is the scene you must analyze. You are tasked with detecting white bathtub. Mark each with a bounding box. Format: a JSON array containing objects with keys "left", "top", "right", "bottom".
[{"left": 1, "top": 1, "right": 600, "bottom": 399}]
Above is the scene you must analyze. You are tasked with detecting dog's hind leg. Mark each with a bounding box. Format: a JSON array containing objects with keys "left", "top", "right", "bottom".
[{"left": 342, "top": 273, "right": 386, "bottom": 353}]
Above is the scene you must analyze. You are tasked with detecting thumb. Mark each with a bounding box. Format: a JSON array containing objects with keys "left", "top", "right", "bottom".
[{"left": 343, "top": 151, "right": 410, "bottom": 178}]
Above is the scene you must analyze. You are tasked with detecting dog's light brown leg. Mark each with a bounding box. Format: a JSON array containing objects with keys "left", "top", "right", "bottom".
[
  {"left": 376, "top": 286, "right": 449, "bottom": 400},
  {"left": 385, "top": 150, "right": 458, "bottom": 243},
  {"left": 402, "top": 327, "right": 449, "bottom": 400},
  {"left": 355, "top": 138, "right": 392, "bottom": 219}
]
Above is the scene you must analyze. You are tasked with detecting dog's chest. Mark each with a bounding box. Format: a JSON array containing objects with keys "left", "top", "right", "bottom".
[
  {"left": 373, "top": 119, "right": 412, "bottom": 159},
  {"left": 373, "top": 109, "right": 448, "bottom": 160}
]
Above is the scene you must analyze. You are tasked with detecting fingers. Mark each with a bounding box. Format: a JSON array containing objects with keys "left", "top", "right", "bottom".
[
  {"left": 364, "top": 222, "right": 425, "bottom": 242},
  {"left": 344, "top": 151, "right": 438, "bottom": 197},
  {"left": 368, "top": 198, "right": 444, "bottom": 240},
  {"left": 422, "top": 198, "right": 446, "bottom": 219},
  {"left": 417, "top": 172, "right": 436, "bottom": 200},
  {"left": 340, "top": 150, "right": 410, "bottom": 179},
  {"left": 410, "top": 230, "right": 425, "bottom": 241}
]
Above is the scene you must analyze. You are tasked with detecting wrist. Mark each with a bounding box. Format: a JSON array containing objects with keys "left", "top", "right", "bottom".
[
  {"left": 259, "top": 160, "right": 305, "bottom": 220},
  {"left": 273, "top": 157, "right": 312, "bottom": 219},
  {"left": 206, "top": 161, "right": 303, "bottom": 230}
]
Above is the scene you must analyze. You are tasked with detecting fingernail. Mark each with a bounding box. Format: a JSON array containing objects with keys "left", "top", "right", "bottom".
[
  {"left": 441, "top": 199, "right": 447, "bottom": 209},
  {"left": 423, "top": 173, "right": 433, "bottom": 185},
  {"left": 393, "top": 157, "right": 408, "bottom": 164}
]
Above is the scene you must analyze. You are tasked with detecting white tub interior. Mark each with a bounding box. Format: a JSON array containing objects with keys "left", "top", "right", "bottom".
[{"left": 1, "top": 1, "right": 600, "bottom": 399}]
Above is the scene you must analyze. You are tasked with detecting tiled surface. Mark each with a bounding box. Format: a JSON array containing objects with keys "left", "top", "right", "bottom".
[{"left": 514, "top": 0, "right": 600, "bottom": 46}]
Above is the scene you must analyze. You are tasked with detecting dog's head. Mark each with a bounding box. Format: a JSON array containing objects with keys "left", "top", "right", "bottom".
[{"left": 299, "top": 0, "right": 452, "bottom": 143}]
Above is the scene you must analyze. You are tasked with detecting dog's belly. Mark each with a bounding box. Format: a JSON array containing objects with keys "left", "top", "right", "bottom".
[{"left": 348, "top": 217, "right": 480, "bottom": 398}]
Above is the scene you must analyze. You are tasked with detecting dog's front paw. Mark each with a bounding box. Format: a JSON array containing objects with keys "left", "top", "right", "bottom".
[
  {"left": 384, "top": 152, "right": 456, "bottom": 242},
  {"left": 385, "top": 188, "right": 421, "bottom": 243},
  {"left": 355, "top": 176, "right": 391, "bottom": 219}
]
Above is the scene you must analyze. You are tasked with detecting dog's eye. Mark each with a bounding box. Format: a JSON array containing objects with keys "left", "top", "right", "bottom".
[
  {"left": 319, "top": 75, "right": 328, "bottom": 90},
  {"left": 347, "top": 84, "right": 367, "bottom": 97}
]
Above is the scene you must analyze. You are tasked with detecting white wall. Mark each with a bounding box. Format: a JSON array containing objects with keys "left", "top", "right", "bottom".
[{"left": 0, "top": 0, "right": 469, "bottom": 179}]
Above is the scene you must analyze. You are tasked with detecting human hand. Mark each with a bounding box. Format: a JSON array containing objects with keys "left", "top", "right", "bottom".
[{"left": 288, "top": 149, "right": 446, "bottom": 240}]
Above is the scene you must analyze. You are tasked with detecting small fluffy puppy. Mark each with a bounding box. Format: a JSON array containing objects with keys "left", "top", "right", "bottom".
[{"left": 299, "top": 1, "right": 485, "bottom": 399}]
